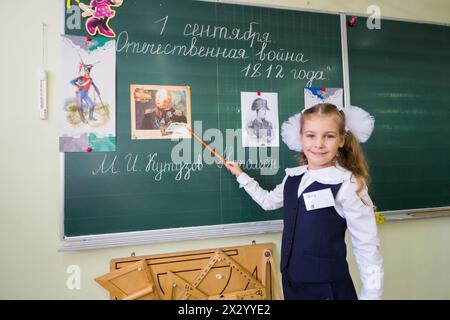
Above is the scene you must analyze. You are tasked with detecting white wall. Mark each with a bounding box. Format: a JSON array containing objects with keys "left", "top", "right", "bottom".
[{"left": 0, "top": 0, "right": 449, "bottom": 299}]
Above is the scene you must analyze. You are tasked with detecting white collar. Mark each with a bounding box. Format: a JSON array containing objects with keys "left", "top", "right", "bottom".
[{"left": 285, "top": 164, "right": 352, "bottom": 184}]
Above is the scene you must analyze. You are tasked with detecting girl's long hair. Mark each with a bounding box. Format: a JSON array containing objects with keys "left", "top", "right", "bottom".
[{"left": 299, "top": 103, "right": 372, "bottom": 206}]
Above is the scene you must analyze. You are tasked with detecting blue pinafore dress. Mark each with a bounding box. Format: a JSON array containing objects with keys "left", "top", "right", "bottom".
[{"left": 280, "top": 174, "right": 358, "bottom": 300}]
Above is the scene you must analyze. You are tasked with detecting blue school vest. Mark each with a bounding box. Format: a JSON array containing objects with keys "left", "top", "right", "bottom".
[{"left": 280, "top": 174, "right": 351, "bottom": 283}]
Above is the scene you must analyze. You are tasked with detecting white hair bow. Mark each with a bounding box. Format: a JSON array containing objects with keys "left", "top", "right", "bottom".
[{"left": 281, "top": 105, "right": 375, "bottom": 152}]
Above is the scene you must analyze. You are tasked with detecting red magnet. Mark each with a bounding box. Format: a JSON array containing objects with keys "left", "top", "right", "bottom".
[
  {"left": 348, "top": 17, "right": 357, "bottom": 27},
  {"left": 322, "top": 87, "right": 326, "bottom": 92},
  {"left": 86, "top": 147, "right": 93, "bottom": 153},
  {"left": 257, "top": 90, "right": 261, "bottom": 96},
  {"left": 85, "top": 36, "right": 92, "bottom": 42}
]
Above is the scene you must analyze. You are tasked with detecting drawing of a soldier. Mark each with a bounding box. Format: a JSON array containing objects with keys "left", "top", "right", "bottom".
[{"left": 246, "top": 98, "right": 273, "bottom": 143}]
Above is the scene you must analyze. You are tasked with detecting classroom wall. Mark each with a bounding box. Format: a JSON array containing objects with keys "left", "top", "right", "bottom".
[{"left": 0, "top": 0, "right": 449, "bottom": 299}]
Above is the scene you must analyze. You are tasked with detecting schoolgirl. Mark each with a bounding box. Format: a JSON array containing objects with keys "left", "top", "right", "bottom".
[{"left": 226, "top": 103, "right": 384, "bottom": 300}]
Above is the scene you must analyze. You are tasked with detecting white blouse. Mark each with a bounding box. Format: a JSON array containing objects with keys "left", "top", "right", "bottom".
[{"left": 236, "top": 164, "right": 384, "bottom": 300}]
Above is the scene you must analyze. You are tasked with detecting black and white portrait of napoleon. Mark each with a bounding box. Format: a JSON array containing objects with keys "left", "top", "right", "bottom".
[{"left": 241, "top": 92, "right": 279, "bottom": 147}]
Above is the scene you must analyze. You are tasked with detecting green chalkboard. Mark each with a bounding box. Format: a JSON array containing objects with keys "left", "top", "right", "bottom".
[
  {"left": 347, "top": 17, "right": 450, "bottom": 211},
  {"left": 63, "top": 0, "right": 343, "bottom": 237}
]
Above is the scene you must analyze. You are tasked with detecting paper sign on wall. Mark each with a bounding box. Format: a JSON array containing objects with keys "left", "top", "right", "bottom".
[{"left": 60, "top": 34, "right": 116, "bottom": 152}]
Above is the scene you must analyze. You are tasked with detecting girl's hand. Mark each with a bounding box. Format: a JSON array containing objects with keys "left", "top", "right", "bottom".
[{"left": 225, "top": 161, "right": 243, "bottom": 177}]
